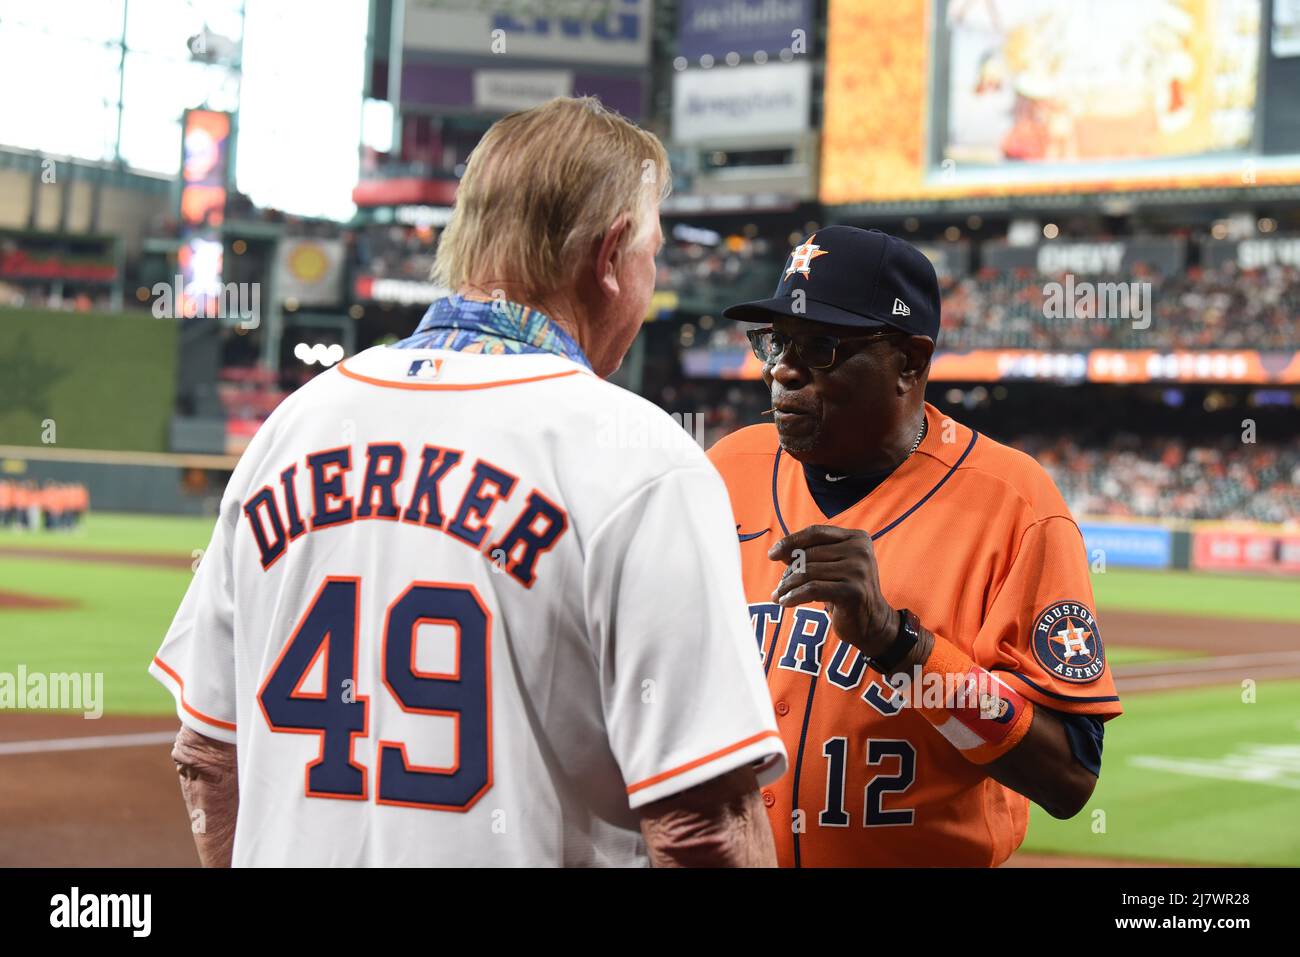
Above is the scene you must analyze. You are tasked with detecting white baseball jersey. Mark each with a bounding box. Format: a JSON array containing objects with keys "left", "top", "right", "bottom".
[{"left": 150, "top": 344, "right": 786, "bottom": 866}]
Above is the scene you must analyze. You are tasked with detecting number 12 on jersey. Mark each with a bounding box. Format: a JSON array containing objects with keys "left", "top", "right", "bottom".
[
  {"left": 258, "top": 576, "right": 492, "bottom": 811},
  {"left": 819, "top": 737, "right": 916, "bottom": 827}
]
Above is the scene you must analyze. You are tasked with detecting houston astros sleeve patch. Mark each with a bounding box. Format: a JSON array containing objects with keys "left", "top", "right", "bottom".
[{"left": 1031, "top": 600, "right": 1105, "bottom": 684}]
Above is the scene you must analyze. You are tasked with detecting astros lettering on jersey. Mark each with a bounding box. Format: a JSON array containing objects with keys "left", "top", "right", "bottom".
[
  {"left": 150, "top": 341, "right": 785, "bottom": 866},
  {"left": 708, "top": 402, "right": 1123, "bottom": 867}
]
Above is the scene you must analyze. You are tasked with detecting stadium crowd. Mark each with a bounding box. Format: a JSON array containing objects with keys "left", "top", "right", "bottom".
[
  {"left": 1021, "top": 434, "right": 1300, "bottom": 525},
  {"left": 935, "top": 262, "right": 1300, "bottom": 351},
  {"left": 352, "top": 223, "right": 439, "bottom": 281},
  {"left": 0, "top": 480, "right": 90, "bottom": 532},
  {"left": 649, "top": 377, "right": 1297, "bottom": 525},
  {"left": 654, "top": 379, "right": 772, "bottom": 451},
  {"left": 656, "top": 240, "right": 1299, "bottom": 352},
  {"left": 0, "top": 281, "right": 116, "bottom": 312},
  {"left": 655, "top": 230, "right": 783, "bottom": 302}
]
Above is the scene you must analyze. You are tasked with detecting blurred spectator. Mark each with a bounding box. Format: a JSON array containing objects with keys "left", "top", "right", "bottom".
[
  {"left": 939, "top": 262, "right": 1300, "bottom": 350},
  {"left": 657, "top": 249, "right": 1299, "bottom": 351},
  {"left": 0, "top": 281, "right": 114, "bottom": 312},
  {"left": 654, "top": 379, "right": 770, "bottom": 452},
  {"left": 0, "top": 480, "right": 89, "bottom": 532},
  {"left": 1020, "top": 434, "right": 1300, "bottom": 524},
  {"left": 353, "top": 223, "right": 440, "bottom": 281},
  {"left": 655, "top": 229, "right": 784, "bottom": 309},
  {"left": 685, "top": 398, "right": 1298, "bottom": 523}
]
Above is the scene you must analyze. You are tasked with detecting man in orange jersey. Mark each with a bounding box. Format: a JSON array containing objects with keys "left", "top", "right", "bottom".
[
  {"left": 0, "top": 480, "right": 12, "bottom": 529},
  {"left": 15, "top": 482, "right": 34, "bottom": 531},
  {"left": 76, "top": 483, "right": 90, "bottom": 528},
  {"left": 709, "top": 226, "right": 1122, "bottom": 866},
  {"left": 41, "top": 481, "right": 58, "bottom": 531}
]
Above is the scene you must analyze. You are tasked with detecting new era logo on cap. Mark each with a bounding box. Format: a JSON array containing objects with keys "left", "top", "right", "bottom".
[{"left": 720, "top": 226, "right": 941, "bottom": 342}]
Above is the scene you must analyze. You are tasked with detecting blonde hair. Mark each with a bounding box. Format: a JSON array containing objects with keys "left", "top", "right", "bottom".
[{"left": 432, "top": 96, "right": 671, "bottom": 301}]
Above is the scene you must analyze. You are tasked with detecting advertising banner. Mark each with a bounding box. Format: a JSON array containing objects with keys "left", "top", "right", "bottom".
[
  {"left": 672, "top": 60, "right": 810, "bottom": 142},
  {"left": 179, "top": 109, "right": 231, "bottom": 228},
  {"left": 0, "top": 241, "right": 116, "bottom": 282},
  {"left": 1087, "top": 350, "right": 1300, "bottom": 384},
  {"left": 353, "top": 275, "right": 449, "bottom": 306},
  {"left": 1078, "top": 522, "right": 1173, "bottom": 569},
  {"left": 981, "top": 238, "right": 1188, "bottom": 275},
  {"left": 1274, "top": 0, "right": 1300, "bottom": 56},
  {"left": 1200, "top": 234, "right": 1300, "bottom": 269},
  {"left": 929, "top": 350, "right": 1089, "bottom": 382},
  {"left": 472, "top": 69, "right": 574, "bottom": 112},
  {"left": 400, "top": 62, "right": 643, "bottom": 119},
  {"left": 275, "top": 239, "right": 345, "bottom": 307},
  {"left": 1192, "top": 527, "right": 1300, "bottom": 573},
  {"left": 678, "top": 0, "right": 812, "bottom": 61},
  {"left": 940, "top": 0, "right": 1259, "bottom": 169},
  {"left": 821, "top": 0, "right": 1300, "bottom": 205},
  {"left": 402, "top": 0, "right": 650, "bottom": 65},
  {"left": 685, "top": 347, "right": 1300, "bottom": 383}
]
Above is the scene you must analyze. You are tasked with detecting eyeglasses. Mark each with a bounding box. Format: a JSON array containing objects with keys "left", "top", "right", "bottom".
[{"left": 745, "top": 326, "right": 902, "bottom": 370}]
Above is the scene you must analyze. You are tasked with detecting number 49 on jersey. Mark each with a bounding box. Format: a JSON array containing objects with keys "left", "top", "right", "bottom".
[{"left": 258, "top": 576, "right": 492, "bottom": 810}]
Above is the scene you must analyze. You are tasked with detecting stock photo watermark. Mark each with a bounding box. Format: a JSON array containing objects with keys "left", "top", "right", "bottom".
[
  {"left": 151, "top": 275, "right": 260, "bottom": 328},
  {"left": 595, "top": 409, "right": 706, "bottom": 449},
  {"left": 0, "top": 666, "right": 104, "bottom": 718},
  {"left": 49, "top": 887, "right": 150, "bottom": 937},
  {"left": 1043, "top": 274, "right": 1152, "bottom": 330}
]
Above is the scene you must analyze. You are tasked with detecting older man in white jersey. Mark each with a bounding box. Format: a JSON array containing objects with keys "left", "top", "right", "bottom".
[{"left": 150, "top": 97, "right": 785, "bottom": 867}]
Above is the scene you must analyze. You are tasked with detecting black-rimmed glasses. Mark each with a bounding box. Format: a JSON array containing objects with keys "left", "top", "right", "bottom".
[{"left": 745, "top": 327, "right": 902, "bottom": 370}]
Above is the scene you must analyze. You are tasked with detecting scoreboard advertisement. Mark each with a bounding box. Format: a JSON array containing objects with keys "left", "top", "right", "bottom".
[{"left": 822, "top": 0, "right": 1300, "bottom": 204}]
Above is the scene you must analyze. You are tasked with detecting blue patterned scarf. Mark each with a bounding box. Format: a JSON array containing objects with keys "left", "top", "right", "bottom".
[{"left": 392, "top": 294, "right": 592, "bottom": 370}]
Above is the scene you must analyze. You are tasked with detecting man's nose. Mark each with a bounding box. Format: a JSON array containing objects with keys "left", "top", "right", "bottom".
[{"left": 769, "top": 350, "right": 811, "bottom": 390}]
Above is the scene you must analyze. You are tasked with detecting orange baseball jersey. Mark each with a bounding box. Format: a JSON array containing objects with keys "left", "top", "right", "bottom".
[{"left": 708, "top": 401, "right": 1123, "bottom": 867}]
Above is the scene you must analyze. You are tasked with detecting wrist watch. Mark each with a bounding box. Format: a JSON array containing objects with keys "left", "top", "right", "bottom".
[{"left": 866, "top": 608, "right": 921, "bottom": 673}]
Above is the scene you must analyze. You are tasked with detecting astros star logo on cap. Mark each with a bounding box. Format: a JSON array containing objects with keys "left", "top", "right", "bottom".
[{"left": 783, "top": 234, "right": 829, "bottom": 280}]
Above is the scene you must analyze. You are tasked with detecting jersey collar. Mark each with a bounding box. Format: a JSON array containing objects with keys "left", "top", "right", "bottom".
[
  {"left": 393, "top": 293, "right": 593, "bottom": 371},
  {"left": 772, "top": 403, "right": 979, "bottom": 542}
]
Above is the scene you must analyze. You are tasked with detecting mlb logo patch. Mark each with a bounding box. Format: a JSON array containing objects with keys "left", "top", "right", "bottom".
[{"left": 407, "top": 358, "right": 444, "bottom": 380}]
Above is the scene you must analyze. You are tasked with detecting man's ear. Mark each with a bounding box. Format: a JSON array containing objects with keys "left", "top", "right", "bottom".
[
  {"left": 897, "top": 335, "right": 935, "bottom": 394},
  {"left": 593, "top": 212, "right": 633, "bottom": 300}
]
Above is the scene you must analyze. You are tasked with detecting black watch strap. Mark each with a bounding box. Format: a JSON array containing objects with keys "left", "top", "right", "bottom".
[{"left": 867, "top": 608, "right": 920, "bottom": 673}]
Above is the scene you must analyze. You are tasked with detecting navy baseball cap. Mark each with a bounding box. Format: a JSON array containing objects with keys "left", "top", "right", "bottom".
[{"left": 722, "top": 226, "right": 941, "bottom": 342}]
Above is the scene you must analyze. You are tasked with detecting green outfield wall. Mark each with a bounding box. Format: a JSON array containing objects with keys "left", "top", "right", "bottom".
[{"left": 0, "top": 308, "right": 178, "bottom": 452}]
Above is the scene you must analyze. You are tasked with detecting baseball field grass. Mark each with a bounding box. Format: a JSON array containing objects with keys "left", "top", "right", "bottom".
[
  {"left": 0, "top": 512, "right": 214, "bottom": 714},
  {"left": 0, "top": 552, "right": 183, "bottom": 714},
  {"left": 0, "top": 511, "right": 216, "bottom": 555},
  {"left": 1021, "top": 680, "right": 1300, "bottom": 866},
  {"left": 1091, "top": 567, "right": 1300, "bottom": 622},
  {"left": 3, "top": 512, "right": 1298, "bottom": 865}
]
